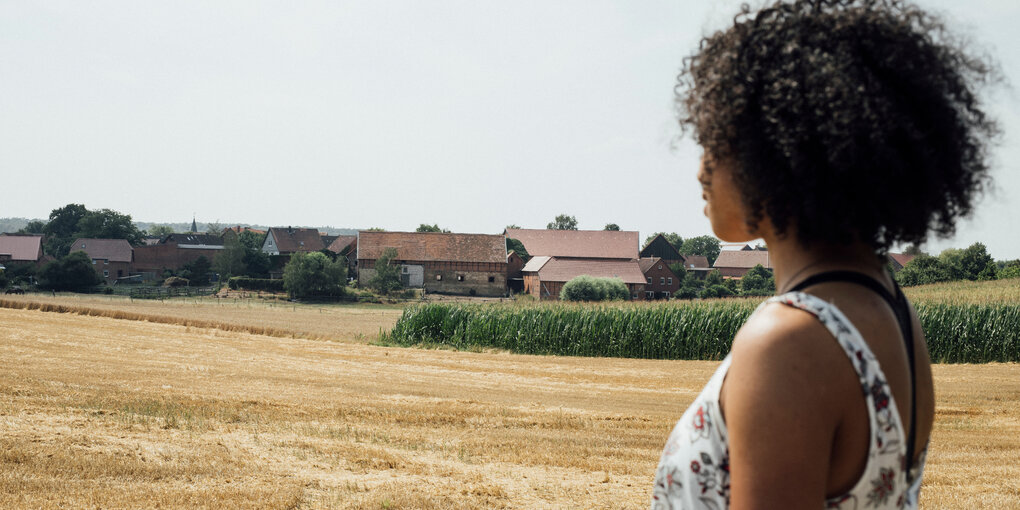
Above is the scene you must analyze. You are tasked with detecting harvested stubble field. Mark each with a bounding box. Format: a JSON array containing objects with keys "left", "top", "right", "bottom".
[
  {"left": 1, "top": 300, "right": 1018, "bottom": 508},
  {"left": 0, "top": 293, "right": 404, "bottom": 343}
]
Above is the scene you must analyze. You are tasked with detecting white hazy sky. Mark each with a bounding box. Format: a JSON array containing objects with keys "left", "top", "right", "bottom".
[{"left": 2, "top": 1, "right": 1018, "bottom": 257}]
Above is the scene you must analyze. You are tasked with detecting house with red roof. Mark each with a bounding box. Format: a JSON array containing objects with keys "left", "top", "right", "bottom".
[
  {"left": 639, "top": 257, "right": 682, "bottom": 300},
  {"left": 0, "top": 234, "right": 44, "bottom": 265},
  {"left": 70, "top": 238, "right": 133, "bottom": 283},
  {"left": 712, "top": 250, "right": 773, "bottom": 278},
  {"left": 507, "top": 228, "right": 647, "bottom": 300},
  {"left": 887, "top": 253, "right": 916, "bottom": 272},
  {"left": 262, "top": 227, "right": 324, "bottom": 256},
  {"left": 357, "top": 231, "right": 507, "bottom": 297}
]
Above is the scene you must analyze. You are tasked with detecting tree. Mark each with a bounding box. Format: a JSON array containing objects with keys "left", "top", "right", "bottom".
[
  {"left": 206, "top": 221, "right": 223, "bottom": 235},
  {"left": 604, "top": 223, "right": 620, "bottom": 231},
  {"left": 680, "top": 235, "right": 722, "bottom": 266},
  {"left": 959, "top": 243, "right": 994, "bottom": 281},
  {"left": 237, "top": 231, "right": 271, "bottom": 277},
  {"left": 897, "top": 254, "right": 953, "bottom": 286},
  {"left": 43, "top": 204, "right": 88, "bottom": 257},
  {"left": 18, "top": 220, "right": 46, "bottom": 234},
  {"left": 214, "top": 235, "right": 247, "bottom": 278},
  {"left": 546, "top": 214, "right": 578, "bottom": 230},
  {"left": 369, "top": 248, "right": 402, "bottom": 294},
  {"left": 505, "top": 224, "right": 521, "bottom": 230},
  {"left": 75, "top": 209, "right": 145, "bottom": 246},
  {"left": 643, "top": 232, "right": 684, "bottom": 252},
  {"left": 506, "top": 238, "right": 531, "bottom": 262},
  {"left": 148, "top": 225, "right": 175, "bottom": 237},
  {"left": 416, "top": 223, "right": 450, "bottom": 233},
  {"left": 740, "top": 264, "right": 775, "bottom": 296},
  {"left": 283, "top": 251, "right": 347, "bottom": 299},
  {"left": 365, "top": 227, "right": 387, "bottom": 232},
  {"left": 180, "top": 256, "right": 213, "bottom": 286},
  {"left": 38, "top": 251, "right": 102, "bottom": 292},
  {"left": 704, "top": 269, "right": 724, "bottom": 288}
]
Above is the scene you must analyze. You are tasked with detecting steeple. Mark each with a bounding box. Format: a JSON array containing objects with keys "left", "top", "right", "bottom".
[{"left": 191, "top": 216, "right": 198, "bottom": 233}]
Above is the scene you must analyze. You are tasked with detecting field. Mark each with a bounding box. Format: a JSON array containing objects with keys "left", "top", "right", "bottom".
[{"left": 1, "top": 284, "right": 1019, "bottom": 508}]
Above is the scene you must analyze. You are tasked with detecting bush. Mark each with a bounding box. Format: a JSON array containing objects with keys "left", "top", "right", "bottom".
[
  {"left": 283, "top": 251, "right": 347, "bottom": 299},
  {"left": 560, "top": 275, "right": 630, "bottom": 301},
  {"left": 38, "top": 251, "right": 102, "bottom": 292},
  {"left": 675, "top": 286, "right": 699, "bottom": 300},
  {"left": 368, "top": 248, "right": 402, "bottom": 295},
  {"left": 227, "top": 276, "right": 285, "bottom": 292}
]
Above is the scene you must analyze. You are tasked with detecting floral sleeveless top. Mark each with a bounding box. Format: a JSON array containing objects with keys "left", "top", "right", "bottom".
[{"left": 652, "top": 292, "right": 927, "bottom": 509}]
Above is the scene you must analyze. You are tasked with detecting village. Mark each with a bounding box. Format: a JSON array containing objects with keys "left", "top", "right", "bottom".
[{"left": 0, "top": 210, "right": 919, "bottom": 301}]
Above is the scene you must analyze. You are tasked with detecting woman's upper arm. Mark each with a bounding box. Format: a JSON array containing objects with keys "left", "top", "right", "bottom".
[{"left": 722, "top": 305, "right": 847, "bottom": 509}]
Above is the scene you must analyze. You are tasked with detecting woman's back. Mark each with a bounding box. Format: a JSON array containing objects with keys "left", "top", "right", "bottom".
[{"left": 653, "top": 276, "right": 934, "bottom": 508}]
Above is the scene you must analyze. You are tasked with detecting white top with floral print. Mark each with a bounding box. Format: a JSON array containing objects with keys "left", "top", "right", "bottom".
[{"left": 652, "top": 292, "right": 927, "bottom": 509}]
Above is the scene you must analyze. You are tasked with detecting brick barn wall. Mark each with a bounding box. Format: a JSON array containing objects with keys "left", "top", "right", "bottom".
[{"left": 359, "top": 259, "right": 507, "bottom": 297}]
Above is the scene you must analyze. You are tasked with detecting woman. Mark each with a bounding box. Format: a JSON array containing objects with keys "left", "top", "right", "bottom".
[{"left": 653, "top": 0, "right": 998, "bottom": 508}]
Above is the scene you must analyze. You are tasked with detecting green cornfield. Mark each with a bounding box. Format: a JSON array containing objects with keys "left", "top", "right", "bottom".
[{"left": 384, "top": 299, "right": 1020, "bottom": 363}]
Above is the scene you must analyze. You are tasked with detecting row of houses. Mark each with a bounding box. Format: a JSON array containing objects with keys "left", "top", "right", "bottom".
[{"left": 1, "top": 229, "right": 915, "bottom": 300}]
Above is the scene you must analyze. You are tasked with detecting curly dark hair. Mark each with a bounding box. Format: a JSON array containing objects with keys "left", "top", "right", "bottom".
[{"left": 678, "top": 0, "right": 1000, "bottom": 251}]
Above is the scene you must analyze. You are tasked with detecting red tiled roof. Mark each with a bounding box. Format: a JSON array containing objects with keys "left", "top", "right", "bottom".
[
  {"left": 683, "top": 255, "right": 710, "bottom": 269},
  {"left": 267, "top": 227, "right": 324, "bottom": 253},
  {"left": 713, "top": 250, "right": 772, "bottom": 269},
  {"left": 523, "top": 257, "right": 646, "bottom": 284},
  {"left": 327, "top": 235, "right": 357, "bottom": 254},
  {"left": 357, "top": 231, "right": 506, "bottom": 263},
  {"left": 638, "top": 257, "right": 661, "bottom": 273},
  {"left": 0, "top": 234, "right": 43, "bottom": 262},
  {"left": 888, "top": 253, "right": 915, "bottom": 269},
  {"left": 504, "top": 228, "right": 638, "bottom": 259},
  {"left": 70, "top": 238, "right": 133, "bottom": 263}
]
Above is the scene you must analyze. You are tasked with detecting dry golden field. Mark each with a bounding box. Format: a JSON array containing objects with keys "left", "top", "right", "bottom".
[
  {"left": 0, "top": 293, "right": 404, "bottom": 343},
  {"left": 1, "top": 301, "right": 1018, "bottom": 508}
]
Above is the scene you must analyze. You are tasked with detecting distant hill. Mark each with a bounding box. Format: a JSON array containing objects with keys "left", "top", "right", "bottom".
[{"left": 1, "top": 217, "right": 358, "bottom": 236}]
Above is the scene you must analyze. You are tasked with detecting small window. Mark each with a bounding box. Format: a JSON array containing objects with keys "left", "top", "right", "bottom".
[
  {"left": 488, "top": 276, "right": 495, "bottom": 283},
  {"left": 436, "top": 274, "right": 442, "bottom": 281},
  {"left": 645, "top": 291, "right": 654, "bottom": 299},
  {"left": 457, "top": 275, "right": 464, "bottom": 281},
  {"left": 81, "top": 243, "right": 86, "bottom": 249},
  {"left": 92, "top": 260, "right": 96, "bottom": 265},
  {"left": 658, "top": 264, "right": 662, "bottom": 269},
  {"left": 402, "top": 266, "right": 409, "bottom": 274},
  {"left": 646, "top": 277, "right": 652, "bottom": 284},
  {"left": 664, "top": 291, "right": 670, "bottom": 298},
  {"left": 660, "top": 277, "right": 665, "bottom": 285},
  {"left": 104, "top": 260, "right": 109, "bottom": 265},
  {"left": 668, "top": 277, "right": 673, "bottom": 285},
  {"left": 103, "top": 270, "right": 109, "bottom": 278}
]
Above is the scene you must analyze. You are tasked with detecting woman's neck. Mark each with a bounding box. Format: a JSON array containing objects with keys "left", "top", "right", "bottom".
[{"left": 763, "top": 233, "right": 888, "bottom": 294}]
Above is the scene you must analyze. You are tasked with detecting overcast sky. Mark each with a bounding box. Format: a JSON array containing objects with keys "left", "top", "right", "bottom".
[{"left": 2, "top": 1, "right": 1017, "bottom": 257}]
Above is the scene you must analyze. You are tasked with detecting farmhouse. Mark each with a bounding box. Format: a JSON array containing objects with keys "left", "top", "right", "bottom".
[
  {"left": 357, "top": 231, "right": 507, "bottom": 297},
  {"left": 70, "top": 238, "right": 133, "bottom": 283},
  {"left": 521, "top": 256, "right": 646, "bottom": 300},
  {"left": 712, "top": 250, "right": 773, "bottom": 278},
  {"left": 132, "top": 234, "right": 223, "bottom": 278},
  {"left": 0, "top": 234, "right": 44, "bottom": 265},
  {"left": 506, "top": 228, "right": 647, "bottom": 300},
  {"left": 262, "top": 227, "right": 324, "bottom": 256},
  {"left": 639, "top": 257, "right": 681, "bottom": 300},
  {"left": 639, "top": 234, "right": 685, "bottom": 266}
]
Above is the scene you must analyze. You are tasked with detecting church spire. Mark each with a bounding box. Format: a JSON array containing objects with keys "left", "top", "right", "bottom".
[{"left": 191, "top": 216, "right": 198, "bottom": 233}]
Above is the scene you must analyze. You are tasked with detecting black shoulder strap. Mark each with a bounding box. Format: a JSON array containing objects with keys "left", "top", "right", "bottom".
[{"left": 789, "top": 270, "right": 918, "bottom": 482}]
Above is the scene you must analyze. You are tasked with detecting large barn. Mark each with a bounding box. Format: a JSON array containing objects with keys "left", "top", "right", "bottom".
[{"left": 356, "top": 231, "right": 507, "bottom": 297}]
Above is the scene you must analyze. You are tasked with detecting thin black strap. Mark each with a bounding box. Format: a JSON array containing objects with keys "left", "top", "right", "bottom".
[{"left": 789, "top": 270, "right": 919, "bottom": 482}]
